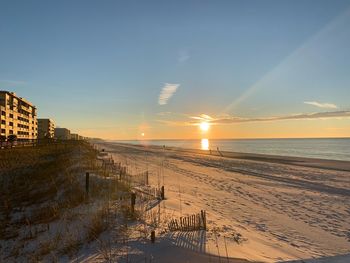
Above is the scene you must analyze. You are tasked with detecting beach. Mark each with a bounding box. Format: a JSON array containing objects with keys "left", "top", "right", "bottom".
[{"left": 96, "top": 141, "right": 350, "bottom": 262}]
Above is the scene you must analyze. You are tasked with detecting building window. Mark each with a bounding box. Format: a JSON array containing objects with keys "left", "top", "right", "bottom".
[
  {"left": 1, "top": 111, "right": 5, "bottom": 116},
  {"left": 9, "top": 113, "right": 13, "bottom": 118},
  {"left": 9, "top": 122, "right": 13, "bottom": 126},
  {"left": 1, "top": 129, "right": 5, "bottom": 133},
  {"left": 1, "top": 120, "right": 5, "bottom": 125},
  {"left": 9, "top": 130, "right": 13, "bottom": 134}
]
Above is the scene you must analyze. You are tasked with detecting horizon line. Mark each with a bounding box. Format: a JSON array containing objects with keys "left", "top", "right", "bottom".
[{"left": 105, "top": 136, "right": 350, "bottom": 141}]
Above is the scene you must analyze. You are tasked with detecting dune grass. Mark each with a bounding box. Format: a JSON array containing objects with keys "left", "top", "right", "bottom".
[{"left": 0, "top": 141, "right": 136, "bottom": 261}]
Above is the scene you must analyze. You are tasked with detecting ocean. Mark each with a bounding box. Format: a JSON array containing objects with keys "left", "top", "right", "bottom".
[{"left": 113, "top": 138, "right": 350, "bottom": 161}]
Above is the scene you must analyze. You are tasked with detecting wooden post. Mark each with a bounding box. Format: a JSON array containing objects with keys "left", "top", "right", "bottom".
[
  {"left": 85, "top": 172, "right": 90, "bottom": 196},
  {"left": 161, "top": 186, "right": 165, "bottom": 200},
  {"left": 131, "top": 193, "right": 136, "bottom": 213},
  {"left": 151, "top": 230, "right": 155, "bottom": 243},
  {"left": 201, "top": 210, "right": 206, "bottom": 230},
  {"left": 203, "top": 210, "right": 207, "bottom": 230}
]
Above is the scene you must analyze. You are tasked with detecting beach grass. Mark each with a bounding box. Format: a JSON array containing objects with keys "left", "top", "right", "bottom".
[{"left": 0, "top": 141, "right": 142, "bottom": 261}]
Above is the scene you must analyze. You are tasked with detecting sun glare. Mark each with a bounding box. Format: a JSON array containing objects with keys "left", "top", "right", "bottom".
[
  {"left": 201, "top": 138, "right": 209, "bottom": 150},
  {"left": 200, "top": 122, "right": 210, "bottom": 132}
]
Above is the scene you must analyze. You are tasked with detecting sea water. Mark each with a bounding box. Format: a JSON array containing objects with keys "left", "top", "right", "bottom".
[{"left": 113, "top": 138, "right": 350, "bottom": 161}]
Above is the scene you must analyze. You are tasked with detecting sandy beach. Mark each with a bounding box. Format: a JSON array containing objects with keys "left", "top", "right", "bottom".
[{"left": 95, "top": 141, "right": 350, "bottom": 262}]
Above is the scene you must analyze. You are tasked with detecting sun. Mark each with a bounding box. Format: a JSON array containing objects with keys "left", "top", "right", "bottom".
[{"left": 199, "top": 122, "right": 210, "bottom": 132}]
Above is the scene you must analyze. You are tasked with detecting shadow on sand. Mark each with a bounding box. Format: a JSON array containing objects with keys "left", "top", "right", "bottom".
[
  {"left": 122, "top": 230, "right": 252, "bottom": 263},
  {"left": 166, "top": 229, "right": 207, "bottom": 253}
]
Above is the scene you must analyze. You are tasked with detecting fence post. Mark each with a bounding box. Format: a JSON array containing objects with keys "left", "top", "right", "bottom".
[
  {"left": 200, "top": 210, "right": 207, "bottom": 230},
  {"left": 161, "top": 186, "right": 165, "bottom": 200},
  {"left": 85, "top": 172, "right": 90, "bottom": 196},
  {"left": 151, "top": 230, "right": 155, "bottom": 243},
  {"left": 131, "top": 192, "right": 136, "bottom": 213}
]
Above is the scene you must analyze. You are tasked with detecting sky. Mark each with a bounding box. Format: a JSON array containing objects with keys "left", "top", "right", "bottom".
[{"left": 0, "top": 0, "right": 349, "bottom": 140}]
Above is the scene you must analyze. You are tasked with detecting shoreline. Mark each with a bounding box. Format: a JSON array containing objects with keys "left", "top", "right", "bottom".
[{"left": 103, "top": 141, "right": 350, "bottom": 172}]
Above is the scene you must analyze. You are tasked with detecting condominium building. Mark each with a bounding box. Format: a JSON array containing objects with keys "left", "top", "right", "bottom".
[
  {"left": 70, "top": 133, "right": 79, "bottom": 140},
  {"left": 54, "top": 127, "right": 71, "bottom": 140},
  {"left": 70, "top": 133, "right": 85, "bottom": 140},
  {"left": 0, "top": 91, "right": 38, "bottom": 141},
  {"left": 38, "top": 118, "right": 55, "bottom": 139}
]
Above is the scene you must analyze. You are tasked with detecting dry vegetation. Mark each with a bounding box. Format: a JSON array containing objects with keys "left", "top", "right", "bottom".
[
  {"left": 0, "top": 141, "right": 133, "bottom": 261},
  {"left": 0, "top": 141, "right": 165, "bottom": 262}
]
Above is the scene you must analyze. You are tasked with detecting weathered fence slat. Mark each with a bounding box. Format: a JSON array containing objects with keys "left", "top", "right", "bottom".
[{"left": 168, "top": 210, "right": 207, "bottom": 232}]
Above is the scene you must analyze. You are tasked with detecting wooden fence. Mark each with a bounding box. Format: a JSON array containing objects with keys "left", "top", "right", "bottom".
[
  {"left": 168, "top": 210, "right": 207, "bottom": 231},
  {"left": 97, "top": 152, "right": 166, "bottom": 207},
  {"left": 98, "top": 157, "right": 135, "bottom": 183},
  {"left": 133, "top": 185, "right": 164, "bottom": 200}
]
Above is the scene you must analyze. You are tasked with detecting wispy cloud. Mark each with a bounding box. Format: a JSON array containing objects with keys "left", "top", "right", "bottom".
[
  {"left": 204, "top": 111, "right": 350, "bottom": 124},
  {"left": 190, "top": 114, "right": 213, "bottom": 121},
  {"left": 157, "top": 108, "right": 350, "bottom": 128},
  {"left": 160, "top": 111, "right": 350, "bottom": 127},
  {"left": 304, "top": 101, "right": 338, "bottom": 109},
  {"left": 158, "top": 83, "right": 179, "bottom": 105}
]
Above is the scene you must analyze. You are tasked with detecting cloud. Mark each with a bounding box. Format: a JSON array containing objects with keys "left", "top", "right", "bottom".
[
  {"left": 190, "top": 114, "right": 214, "bottom": 121},
  {"left": 158, "top": 83, "right": 179, "bottom": 105},
  {"left": 207, "top": 110, "right": 350, "bottom": 124},
  {"left": 304, "top": 101, "right": 338, "bottom": 109},
  {"left": 158, "top": 110, "right": 350, "bottom": 127}
]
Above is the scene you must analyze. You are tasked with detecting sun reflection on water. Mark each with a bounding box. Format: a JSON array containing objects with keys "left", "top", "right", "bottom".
[{"left": 201, "top": 138, "right": 209, "bottom": 150}]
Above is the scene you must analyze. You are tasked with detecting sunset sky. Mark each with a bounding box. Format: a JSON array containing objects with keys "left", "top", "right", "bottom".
[{"left": 0, "top": 0, "right": 349, "bottom": 139}]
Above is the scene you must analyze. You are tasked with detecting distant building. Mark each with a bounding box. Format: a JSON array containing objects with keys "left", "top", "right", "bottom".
[
  {"left": 55, "top": 128, "right": 70, "bottom": 140},
  {"left": 38, "top": 119, "right": 55, "bottom": 139},
  {"left": 70, "top": 133, "right": 79, "bottom": 140},
  {"left": 0, "top": 91, "right": 38, "bottom": 141},
  {"left": 70, "top": 133, "right": 86, "bottom": 140}
]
